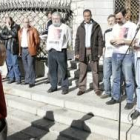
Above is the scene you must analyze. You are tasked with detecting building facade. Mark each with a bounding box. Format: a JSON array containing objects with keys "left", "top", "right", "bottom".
[{"left": 0, "top": 0, "right": 139, "bottom": 48}]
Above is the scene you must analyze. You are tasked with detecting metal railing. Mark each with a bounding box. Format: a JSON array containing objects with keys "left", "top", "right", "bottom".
[{"left": 0, "top": 0, "right": 73, "bottom": 58}]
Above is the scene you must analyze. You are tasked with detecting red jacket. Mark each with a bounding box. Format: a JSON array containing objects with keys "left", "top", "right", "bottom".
[{"left": 0, "top": 74, "right": 7, "bottom": 119}]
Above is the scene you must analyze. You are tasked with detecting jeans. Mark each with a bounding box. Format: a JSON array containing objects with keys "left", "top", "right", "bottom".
[
  {"left": 6, "top": 49, "right": 21, "bottom": 82},
  {"left": 103, "top": 57, "right": 112, "bottom": 95},
  {"left": 134, "top": 55, "right": 140, "bottom": 111},
  {"left": 22, "top": 48, "right": 36, "bottom": 84},
  {"left": 48, "top": 49, "right": 69, "bottom": 90},
  {"left": 112, "top": 53, "right": 134, "bottom": 103}
]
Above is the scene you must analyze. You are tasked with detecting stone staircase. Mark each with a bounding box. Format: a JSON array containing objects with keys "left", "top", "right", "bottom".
[{"left": 3, "top": 60, "right": 140, "bottom": 140}]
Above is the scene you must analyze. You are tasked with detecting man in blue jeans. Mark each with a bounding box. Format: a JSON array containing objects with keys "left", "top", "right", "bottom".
[
  {"left": 106, "top": 7, "right": 136, "bottom": 110},
  {"left": 131, "top": 27, "right": 140, "bottom": 119},
  {"left": 0, "top": 17, "right": 21, "bottom": 84},
  {"left": 100, "top": 14, "right": 116, "bottom": 98}
]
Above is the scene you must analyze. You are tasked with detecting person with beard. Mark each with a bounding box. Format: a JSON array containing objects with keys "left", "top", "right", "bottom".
[
  {"left": 0, "top": 42, "right": 7, "bottom": 140},
  {"left": 46, "top": 12, "right": 71, "bottom": 95},
  {"left": 106, "top": 7, "right": 136, "bottom": 110}
]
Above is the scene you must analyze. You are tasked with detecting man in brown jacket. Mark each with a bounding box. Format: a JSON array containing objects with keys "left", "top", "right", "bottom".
[
  {"left": 75, "top": 9, "right": 103, "bottom": 96},
  {"left": 18, "top": 18, "right": 40, "bottom": 88}
]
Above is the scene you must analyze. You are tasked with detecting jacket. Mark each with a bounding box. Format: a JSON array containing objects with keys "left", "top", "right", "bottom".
[
  {"left": 75, "top": 19, "right": 104, "bottom": 62},
  {"left": 18, "top": 26, "right": 40, "bottom": 56},
  {"left": 0, "top": 23, "right": 20, "bottom": 55}
]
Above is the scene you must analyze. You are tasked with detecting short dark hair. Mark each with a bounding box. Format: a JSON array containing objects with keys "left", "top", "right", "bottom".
[
  {"left": 46, "top": 11, "right": 53, "bottom": 16},
  {"left": 115, "top": 7, "right": 126, "bottom": 17},
  {"left": 107, "top": 14, "right": 115, "bottom": 20},
  {"left": 6, "top": 16, "right": 13, "bottom": 23},
  {"left": 83, "top": 9, "right": 92, "bottom": 16}
]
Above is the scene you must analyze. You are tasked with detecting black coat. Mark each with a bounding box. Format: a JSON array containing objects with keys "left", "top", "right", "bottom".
[
  {"left": 75, "top": 19, "right": 103, "bottom": 62},
  {"left": 42, "top": 20, "right": 52, "bottom": 35},
  {"left": 0, "top": 23, "right": 20, "bottom": 55}
]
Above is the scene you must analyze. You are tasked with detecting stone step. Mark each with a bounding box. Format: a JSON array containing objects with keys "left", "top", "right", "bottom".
[
  {"left": 7, "top": 107, "right": 40, "bottom": 136},
  {"left": 5, "top": 95, "right": 140, "bottom": 140},
  {"left": 41, "top": 132, "right": 72, "bottom": 140},
  {"left": 7, "top": 107, "right": 70, "bottom": 140},
  {"left": 6, "top": 94, "right": 46, "bottom": 115},
  {"left": 8, "top": 107, "right": 114, "bottom": 140},
  {"left": 33, "top": 118, "right": 115, "bottom": 140},
  {"left": 4, "top": 83, "right": 137, "bottom": 126}
]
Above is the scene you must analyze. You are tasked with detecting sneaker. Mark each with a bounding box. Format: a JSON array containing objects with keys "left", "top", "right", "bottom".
[
  {"left": 47, "top": 88, "right": 57, "bottom": 93},
  {"left": 131, "top": 110, "right": 140, "bottom": 120},
  {"left": 106, "top": 98, "right": 120, "bottom": 105},
  {"left": 124, "top": 103, "right": 133, "bottom": 110},
  {"left": 100, "top": 92, "right": 110, "bottom": 99}
]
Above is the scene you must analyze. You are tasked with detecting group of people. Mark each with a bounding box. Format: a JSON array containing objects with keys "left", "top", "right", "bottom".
[
  {"left": 1, "top": 6, "right": 140, "bottom": 139},
  {"left": 0, "top": 17, "right": 40, "bottom": 87}
]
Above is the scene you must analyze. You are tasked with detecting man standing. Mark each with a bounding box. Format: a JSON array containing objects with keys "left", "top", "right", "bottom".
[
  {"left": 41, "top": 11, "right": 52, "bottom": 84},
  {"left": 18, "top": 18, "right": 40, "bottom": 88},
  {"left": 100, "top": 15, "right": 116, "bottom": 98},
  {"left": 42, "top": 11, "right": 52, "bottom": 35},
  {"left": 0, "top": 42, "right": 7, "bottom": 140},
  {"left": 106, "top": 7, "right": 136, "bottom": 110},
  {"left": 47, "top": 12, "right": 71, "bottom": 95},
  {"left": 0, "top": 17, "right": 21, "bottom": 84},
  {"left": 131, "top": 26, "right": 140, "bottom": 119},
  {"left": 75, "top": 9, "right": 103, "bottom": 96}
]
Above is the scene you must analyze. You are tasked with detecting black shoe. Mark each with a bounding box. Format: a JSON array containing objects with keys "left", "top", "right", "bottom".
[
  {"left": 22, "top": 82, "right": 29, "bottom": 85},
  {"left": 124, "top": 103, "right": 133, "bottom": 110},
  {"left": 58, "top": 81, "right": 62, "bottom": 86},
  {"left": 77, "top": 91, "right": 85, "bottom": 96},
  {"left": 46, "top": 79, "right": 50, "bottom": 84},
  {"left": 16, "top": 81, "right": 21, "bottom": 84},
  {"left": 29, "top": 84, "right": 35, "bottom": 88},
  {"left": 62, "top": 89, "right": 69, "bottom": 95},
  {"left": 8, "top": 80, "right": 15, "bottom": 84},
  {"left": 106, "top": 98, "right": 120, "bottom": 105},
  {"left": 131, "top": 110, "right": 140, "bottom": 120},
  {"left": 47, "top": 88, "right": 57, "bottom": 93}
]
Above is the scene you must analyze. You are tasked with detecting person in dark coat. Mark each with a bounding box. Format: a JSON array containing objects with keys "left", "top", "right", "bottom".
[
  {"left": 75, "top": 9, "right": 104, "bottom": 96},
  {"left": 0, "top": 17, "right": 21, "bottom": 84}
]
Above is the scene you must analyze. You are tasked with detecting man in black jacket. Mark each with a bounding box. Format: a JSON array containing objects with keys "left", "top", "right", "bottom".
[
  {"left": 42, "top": 11, "right": 52, "bottom": 35},
  {"left": 75, "top": 9, "right": 103, "bottom": 96},
  {"left": 0, "top": 17, "right": 21, "bottom": 84}
]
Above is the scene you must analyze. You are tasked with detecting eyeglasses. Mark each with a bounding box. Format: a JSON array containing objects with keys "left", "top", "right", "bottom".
[{"left": 116, "top": 18, "right": 122, "bottom": 20}]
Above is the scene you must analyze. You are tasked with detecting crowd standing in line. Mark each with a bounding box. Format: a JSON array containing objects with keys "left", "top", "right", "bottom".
[{"left": 1, "top": 7, "right": 140, "bottom": 139}]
